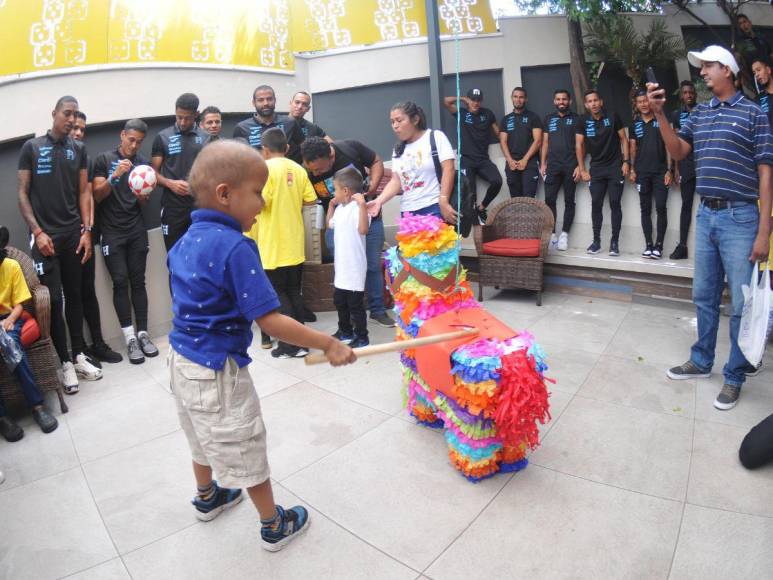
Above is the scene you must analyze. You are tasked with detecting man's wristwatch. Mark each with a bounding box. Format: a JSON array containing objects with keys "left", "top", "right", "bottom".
[{"left": 82, "top": 225, "right": 93, "bottom": 233}]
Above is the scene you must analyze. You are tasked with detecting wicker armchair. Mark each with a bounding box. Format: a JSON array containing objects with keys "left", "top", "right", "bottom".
[
  {"left": 473, "top": 198, "right": 554, "bottom": 306},
  {"left": 0, "top": 246, "right": 68, "bottom": 413}
]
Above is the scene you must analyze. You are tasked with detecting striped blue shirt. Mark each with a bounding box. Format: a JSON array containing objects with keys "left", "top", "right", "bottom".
[{"left": 678, "top": 91, "right": 773, "bottom": 201}]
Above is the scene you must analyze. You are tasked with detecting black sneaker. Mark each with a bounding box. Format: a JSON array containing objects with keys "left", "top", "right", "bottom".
[
  {"left": 192, "top": 481, "right": 243, "bottom": 522},
  {"left": 714, "top": 384, "right": 741, "bottom": 410},
  {"left": 652, "top": 244, "right": 663, "bottom": 259},
  {"left": 261, "top": 504, "right": 310, "bottom": 552},
  {"left": 0, "top": 417, "right": 24, "bottom": 442},
  {"left": 642, "top": 244, "right": 654, "bottom": 258},
  {"left": 90, "top": 342, "right": 123, "bottom": 364},
  {"left": 609, "top": 240, "right": 620, "bottom": 256},
  {"left": 261, "top": 333, "right": 273, "bottom": 349},
  {"left": 477, "top": 206, "right": 488, "bottom": 226},
  {"left": 332, "top": 330, "right": 354, "bottom": 344},
  {"left": 586, "top": 241, "right": 601, "bottom": 254},
  {"left": 302, "top": 307, "right": 317, "bottom": 323},
  {"left": 370, "top": 312, "right": 396, "bottom": 328},
  {"left": 666, "top": 360, "right": 711, "bottom": 380},
  {"left": 137, "top": 332, "right": 159, "bottom": 357},
  {"left": 127, "top": 337, "right": 145, "bottom": 365},
  {"left": 669, "top": 244, "right": 688, "bottom": 260},
  {"left": 32, "top": 408, "right": 58, "bottom": 433},
  {"left": 746, "top": 362, "right": 763, "bottom": 377},
  {"left": 349, "top": 335, "right": 370, "bottom": 348},
  {"left": 271, "top": 347, "right": 310, "bottom": 359}
]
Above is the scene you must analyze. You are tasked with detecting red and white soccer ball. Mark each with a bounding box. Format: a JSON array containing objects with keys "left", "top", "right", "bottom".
[{"left": 128, "top": 165, "right": 157, "bottom": 197}]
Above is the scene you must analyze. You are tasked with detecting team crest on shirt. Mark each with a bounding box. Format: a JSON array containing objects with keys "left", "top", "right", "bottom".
[
  {"left": 566, "top": 118, "right": 573, "bottom": 126},
  {"left": 602, "top": 118, "right": 611, "bottom": 127},
  {"left": 522, "top": 116, "right": 528, "bottom": 124},
  {"left": 66, "top": 149, "right": 75, "bottom": 160},
  {"left": 168, "top": 134, "right": 182, "bottom": 155},
  {"left": 194, "top": 135, "right": 203, "bottom": 144}
]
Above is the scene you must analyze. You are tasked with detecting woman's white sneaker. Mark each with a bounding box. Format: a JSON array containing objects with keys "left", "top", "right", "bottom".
[
  {"left": 557, "top": 232, "right": 569, "bottom": 251},
  {"left": 74, "top": 353, "right": 103, "bottom": 381},
  {"left": 62, "top": 361, "right": 79, "bottom": 394}
]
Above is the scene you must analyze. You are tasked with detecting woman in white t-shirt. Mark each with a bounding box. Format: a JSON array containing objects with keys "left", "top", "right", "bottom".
[{"left": 367, "top": 102, "right": 457, "bottom": 223}]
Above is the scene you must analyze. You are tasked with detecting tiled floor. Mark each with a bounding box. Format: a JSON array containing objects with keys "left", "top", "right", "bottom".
[{"left": 2, "top": 288, "right": 772, "bottom": 580}]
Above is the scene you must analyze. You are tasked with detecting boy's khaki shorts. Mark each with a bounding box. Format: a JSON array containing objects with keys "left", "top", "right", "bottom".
[{"left": 169, "top": 350, "right": 270, "bottom": 489}]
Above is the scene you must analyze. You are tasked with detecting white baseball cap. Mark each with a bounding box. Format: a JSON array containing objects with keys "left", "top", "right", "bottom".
[{"left": 687, "top": 45, "right": 740, "bottom": 75}]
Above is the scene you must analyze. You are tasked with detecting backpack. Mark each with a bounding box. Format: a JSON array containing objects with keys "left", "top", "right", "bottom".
[{"left": 429, "top": 130, "right": 475, "bottom": 237}]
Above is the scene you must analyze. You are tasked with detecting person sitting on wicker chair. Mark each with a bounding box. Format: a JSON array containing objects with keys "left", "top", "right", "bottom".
[{"left": 0, "top": 226, "right": 58, "bottom": 442}]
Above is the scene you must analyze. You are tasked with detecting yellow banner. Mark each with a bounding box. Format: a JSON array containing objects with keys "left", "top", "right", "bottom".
[{"left": 0, "top": 0, "right": 495, "bottom": 76}]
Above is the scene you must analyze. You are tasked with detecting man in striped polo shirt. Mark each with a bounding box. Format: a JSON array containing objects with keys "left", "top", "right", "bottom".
[{"left": 648, "top": 45, "right": 773, "bottom": 411}]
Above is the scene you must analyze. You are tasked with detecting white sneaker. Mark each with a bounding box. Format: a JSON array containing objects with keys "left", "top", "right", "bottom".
[
  {"left": 549, "top": 233, "right": 558, "bottom": 253},
  {"left": 74, "top": 352, "right": 103, "bottom": 381},
  {"left": 0, "top": 470, "right": 4, "bottom": 484},
  {"left": 62, "top": 361, "right": 79, "bottom": 394},
  {"left": 557, "top": 232, "right": 569, "bottom": 251}
]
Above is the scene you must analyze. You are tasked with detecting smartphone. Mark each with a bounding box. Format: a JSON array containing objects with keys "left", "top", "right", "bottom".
[{"left": 645, "top": 67, "right": 658, "bottom": 86}]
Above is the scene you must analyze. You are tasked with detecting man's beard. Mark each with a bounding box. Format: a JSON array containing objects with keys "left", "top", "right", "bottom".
[
  {"left": 557, "top": 104, "right": 569, "bottom": 113},
  {"left": 258, "top": 106, "right": 275, "bottom": 118}
]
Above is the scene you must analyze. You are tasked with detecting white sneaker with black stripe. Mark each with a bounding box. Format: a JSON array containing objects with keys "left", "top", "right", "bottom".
[{"left": 74, "top": 352, "right": 103, "bottom": 381}]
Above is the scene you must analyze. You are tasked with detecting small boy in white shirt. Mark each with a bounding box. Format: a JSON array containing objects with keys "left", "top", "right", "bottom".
[{"left": 326, "top": 167, "right": 371, "bottom": 348}]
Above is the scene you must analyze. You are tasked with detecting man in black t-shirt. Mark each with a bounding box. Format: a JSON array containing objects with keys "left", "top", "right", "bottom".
[
  {"left": 629, "top": 90, "right": 672, "bottom": 259},
  {"left": 540, "top": 89, "right": 580, "bottom": 251},
  {"left": 151, "top": 93, "right": 210, "bottom": 252},
  {"left": 734, "top": 14, "right": 772, "bottom": 89},
  {"left": 752, "top": 58, "right": 772, "bottom": 125},
  {"left": 500, "top": 87, "right": 543, "bottom": 201},
  {"left": 93, "top": 119, "right": 159, "bottom": 365},
  {"left": 17, "top": 96, "right": 102, "bottom": 393},
  {"left": 668, "top": 81, "right": 698, "bottom": 260},
  {"left": 575, "top": 89, "right": 630, "bottom": 256},
  {"left": 233, "top": 85, "right": 303, "bottom": 154},
  {"left": 69, "top": 112, "right": 122, "bottom": 366},
  {"left": 444, "top": 88, "right": 502, "bottom": 222},
  {"left": 287, "top": 91, "right": 331, "bottom": 164},
  {"left": 301, "top": 137, "right": 394, "bottom": 328}
]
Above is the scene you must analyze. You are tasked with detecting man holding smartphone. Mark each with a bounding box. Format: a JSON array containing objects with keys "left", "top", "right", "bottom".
[{"left": 648, "top": 46, "right": 773, "bottom": 411}]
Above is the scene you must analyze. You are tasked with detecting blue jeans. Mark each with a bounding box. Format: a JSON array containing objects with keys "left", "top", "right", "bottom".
[
  {"left": 0, "top": 317, "right": 44, "bottom": 416},
  {"left": 325, "top": 218, "right": 386, "bottom": 316},
  {"left": 403, "top": 203, "right": 442, "bottom": 218},
  {"left": 690, "top": 202, "right": 758, "bottom": 387}
]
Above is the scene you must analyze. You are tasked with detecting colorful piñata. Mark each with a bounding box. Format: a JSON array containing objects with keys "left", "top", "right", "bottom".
[{"left": 385, "top": 214, "right": 551, "bottom": 482}]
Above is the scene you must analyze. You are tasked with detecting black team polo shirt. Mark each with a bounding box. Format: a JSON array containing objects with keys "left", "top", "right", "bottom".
[
  {"left": 757, "top": 90, "right": 772, "bottom": 126},
  {"left": 151, "top": 125, "right": 210, "bottom": 210},
  {"left": 287, "top": 117, "right": 327, "bottom": 164},
  {"left": 629, "top": 115, "right": 667, "bottom": 175},
  {"left": 92, "top": 148, "right": 150, "bottom": 235},
  {"left": 500, "top": 108, "right": 543, "bottom": 164},
  {"left": 307, "top": 140, "right": 377, "bottom": 213},
  {"left": 18, "top": 131, "right": 88, "bottom": 235},
  {"left": 670, "top": 107, "right": 696, "bottom": 181},
  {"left": 576, "top": 111, "right": 624, "bottom": 168},
  {"left": 232, "top": 114, "right": 303, "bottom": 154},
  {"left": 544, "top": 111, "right": 579, "bottom": 169},
  {"left": 455, "top": 107, "right": 496, "bottom": 162}
]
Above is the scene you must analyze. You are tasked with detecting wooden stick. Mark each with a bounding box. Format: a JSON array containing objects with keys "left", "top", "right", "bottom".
[{"left": 304, "top": 327, "right": 479, "bottom": 366}]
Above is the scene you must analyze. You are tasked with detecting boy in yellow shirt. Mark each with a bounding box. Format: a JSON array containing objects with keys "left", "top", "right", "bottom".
[
  {"left": 246, "top": 128, "right": 317, "bottom": 358},
  {"left": 0, "top": 226, "right": 58, "bottom": 442}
]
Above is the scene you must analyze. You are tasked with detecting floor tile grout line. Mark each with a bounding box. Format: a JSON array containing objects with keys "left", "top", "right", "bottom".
[
  {"left": 531, "top": 463, "right": 686, "bottom": 505},
  {"left": 76, "top": 427, "right": 183, "bottom": 469},
  {"left": 273, "top": 481, "right": 424, "bottom": 576},
  {"left": 115, "top": 520, "right": 201, "bottom": 560},
  {"left": 667, "top": 399, "right": 698, "bottom": 579},
  {"left": 418, "top": 472, "right": 516, "bottom": 577},
  {"left": 568, "top": 392, "right": 696, "bottom": 422},
  {"left": 55, "top": 555, "right": 124, "bottom": 580},
  {"left": 683, "top": 500, "right": 773, "bottom": 521},
  {"left": 62, "top": 409, "right": 128, "bottom": 577}
]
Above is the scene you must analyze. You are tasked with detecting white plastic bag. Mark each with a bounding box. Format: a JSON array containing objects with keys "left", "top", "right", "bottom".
[{"left": 738, "top": 263, "right": 771, "bottom": 367}]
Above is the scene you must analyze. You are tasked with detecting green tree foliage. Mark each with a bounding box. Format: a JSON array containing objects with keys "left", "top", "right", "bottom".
[{"left": 584, "top": 15, "right": 687, "bottom": 87}]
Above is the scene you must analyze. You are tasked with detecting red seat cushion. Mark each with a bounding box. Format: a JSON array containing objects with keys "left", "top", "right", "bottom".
[
  {"left": 482, "top": 238, "right": 541, "bottom": 257},
  {"left": 20, "top": 311, "right": 40, "bottom": 347}
]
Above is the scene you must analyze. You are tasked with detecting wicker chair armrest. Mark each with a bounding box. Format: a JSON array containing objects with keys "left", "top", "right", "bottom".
[
  {"left": 31, "top": 284, "right": 51, "bottom": 339},
  {"left": 472, "top": 225, "right": 483, "bottom": 255}
]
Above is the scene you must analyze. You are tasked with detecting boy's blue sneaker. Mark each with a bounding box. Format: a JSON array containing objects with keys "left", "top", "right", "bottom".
[
  {"left": 260, "top": 504, "right": 310, "bottom": 552},
  {"left": 332, "top": 330, "right": 354, "bottom": 344},
  {"left": 349, "top": 335, "right": 369, "bottom": 348},
  {"left": 192, "top": 482, "right": 243, "bottom": 522}
]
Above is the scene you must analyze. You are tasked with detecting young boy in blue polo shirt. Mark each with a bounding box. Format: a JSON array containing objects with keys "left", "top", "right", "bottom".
[{"left": 167, "top": 140, "right": 355, "bottom": 551}]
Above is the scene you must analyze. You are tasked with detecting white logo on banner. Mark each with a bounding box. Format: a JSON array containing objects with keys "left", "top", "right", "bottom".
[
  {"left": 304, "top": 0, "right": 351, "bottom": 48},
  {"left": 438, "top": 0, "right": 483, "bottom": 34},
  {"left": 374, "top": 0, "right": 420, "bottom": 41},
  {"left": 29, "top": 0, "right": 88, "bottom": 68}
]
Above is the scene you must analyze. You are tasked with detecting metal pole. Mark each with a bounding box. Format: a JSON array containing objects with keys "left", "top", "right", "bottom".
[{"left": 425, "top": 0, "right": 443, "bottom": 129}]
